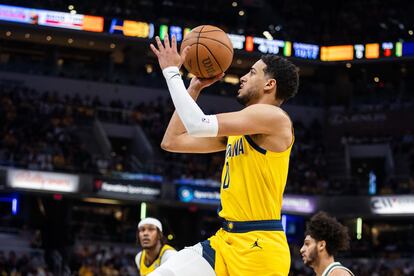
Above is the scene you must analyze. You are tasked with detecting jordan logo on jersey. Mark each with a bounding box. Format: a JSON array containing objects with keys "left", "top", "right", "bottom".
[
  {"left": 226, "top": 137, "right": 245, "bottom": 159},
  {"left": 251, "top": 239, "right": 263, "bottom": 249}
]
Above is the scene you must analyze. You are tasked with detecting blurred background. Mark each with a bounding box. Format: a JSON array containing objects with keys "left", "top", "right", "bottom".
[{"left": 0, "top": 0, "right": 413, "bottom": 275}]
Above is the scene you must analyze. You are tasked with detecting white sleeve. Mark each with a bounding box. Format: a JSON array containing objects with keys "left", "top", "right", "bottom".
[
  {"left": 160, "top": 249, "right": 177, "bottom": 265},
  {"left": 162, "top": 66, "right": 219, "bottom": 137},
  {"left": 135, "top": 252, "right": 141, "bottom": 271}
]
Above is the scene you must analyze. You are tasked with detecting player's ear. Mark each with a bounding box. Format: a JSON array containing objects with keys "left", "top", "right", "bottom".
[
  {"left": 264, "top": 78, "right": 276, "bottom": 92},
  {"left": 318, "top": 240, "right": 326, "bottom": 252}
]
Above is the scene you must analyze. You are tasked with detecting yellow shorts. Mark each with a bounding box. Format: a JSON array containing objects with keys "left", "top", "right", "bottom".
[{"left": 200, "top": 220, "right": 290, "bottom": 276}]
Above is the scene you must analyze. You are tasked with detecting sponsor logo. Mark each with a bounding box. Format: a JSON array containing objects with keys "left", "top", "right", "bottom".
[
  {"left": 371, "top": 196, "right": 414, "bottom": 214},
  {"left": 250, "top": 239, "right": 263, "bottom": 249}
]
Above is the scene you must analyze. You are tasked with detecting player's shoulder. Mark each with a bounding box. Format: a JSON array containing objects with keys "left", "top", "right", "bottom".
[
  {"left": 245, "top": 104, "right": 290, "bottom": 119},
  {"left": 135, "top": 251, "right": 142, "bottom": 267},
  {"left": 245, "top": 103, "right": 282, "bottom": 111},
  {"left": 160, "top": 247, "right": 177, "bottom": 264},
  {"left": 162, "top": 244, "right": 177, "bottom": 251},
  {"left": 244, "top": 104, "right": 293, "bottom": 132}
]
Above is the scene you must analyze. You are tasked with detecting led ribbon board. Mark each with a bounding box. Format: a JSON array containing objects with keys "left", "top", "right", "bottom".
[{"left": 0, "top": 4, "right": 104, "bottom": 32}]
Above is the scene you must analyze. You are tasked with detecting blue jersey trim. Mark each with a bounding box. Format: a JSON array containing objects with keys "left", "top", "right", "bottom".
[
  {"left": 222, "top": 219, "right": 283, "bottom": 233},
  {"left": 244, "top": 135, "right": 267, "bottom": 155},
  {"left": 201, "top": 240, "right": 216, "bottom": 269}
]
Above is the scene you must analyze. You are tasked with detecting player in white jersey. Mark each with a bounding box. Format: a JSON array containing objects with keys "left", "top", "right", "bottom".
[{"left": 300, "top": 212, "right": 354, "bottom": 276}]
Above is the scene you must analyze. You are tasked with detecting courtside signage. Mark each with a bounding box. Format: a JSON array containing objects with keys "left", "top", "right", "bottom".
[
  {"left": 282, "top": 195, "right": 316, "bottom": 214},
  {"left": 100, "top": 182, "right": 160, "bottom": 196},
  {"left": 371, "top": 195, "right": 414, "bottom": 215},
  {"left": 176, "top": 184, "right": 317, "bottom": 213},
  {"left": 7, "top": 169, "right": 79, "bottom": 193},
  {"left": 177, "top": 186, "right": 220, "bottom": 203},
  {"left": 94, "top": 178, "right": 161, "bottom": 200}
]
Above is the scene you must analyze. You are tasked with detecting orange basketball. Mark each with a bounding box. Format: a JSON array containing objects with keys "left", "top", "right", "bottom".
[{"left": 180, "top": 25, "right": 234, "bottom": 78}]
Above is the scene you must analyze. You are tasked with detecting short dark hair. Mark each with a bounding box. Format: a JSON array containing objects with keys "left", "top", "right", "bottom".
[
  {"left": 305, "top": 212, "right": 350, "bottom": 256},
  {"left": 261, "top": 55, "right": 299, "bottom": 102}
]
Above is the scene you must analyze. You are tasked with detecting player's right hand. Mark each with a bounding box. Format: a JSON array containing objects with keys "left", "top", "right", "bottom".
[
  {"left": 150, "top": 35, "right": 190, "bottom": 70},
  {"left": 189, "top": 73, "right": 225, "bottom": 92}
]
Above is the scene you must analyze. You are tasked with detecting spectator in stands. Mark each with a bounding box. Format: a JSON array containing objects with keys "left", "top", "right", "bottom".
[
  {"left": 1, "top": 83, "right": 412, "bottom": 195},
  {"left": 79, "top": 259, "right": 95, "bottom": 276}
]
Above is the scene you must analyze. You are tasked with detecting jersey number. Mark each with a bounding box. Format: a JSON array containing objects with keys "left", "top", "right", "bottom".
[{"left": 223, "top": 161, "right": 230, "bottom": 189}]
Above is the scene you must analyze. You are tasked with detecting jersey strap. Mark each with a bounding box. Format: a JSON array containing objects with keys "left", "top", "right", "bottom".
[{"left": 323, "top": 262, "right": 354, "bottom": 276}]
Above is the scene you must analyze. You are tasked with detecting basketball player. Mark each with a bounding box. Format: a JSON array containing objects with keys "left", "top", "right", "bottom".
[
  {"left": 149, "top": 34, "right": 299, "bottom": 276},
  {"left": 300, "top": 212, "right": 354, "bottom": 276},
  {"left": 135, "top": 217, "right": 176, "bottom": 276}
]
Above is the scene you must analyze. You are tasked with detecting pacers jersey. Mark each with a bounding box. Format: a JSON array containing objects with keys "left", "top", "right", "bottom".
[
  {"left": 219, "top": 135, "right": 293, "bottom": 221},
  {"left": 137, "top": 244, "right": 175, "bottom": 276}
]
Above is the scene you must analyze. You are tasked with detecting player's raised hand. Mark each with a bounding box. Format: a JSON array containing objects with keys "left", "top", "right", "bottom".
[{"left": 150, "top": 35, "right": 190, "bottom": 70}]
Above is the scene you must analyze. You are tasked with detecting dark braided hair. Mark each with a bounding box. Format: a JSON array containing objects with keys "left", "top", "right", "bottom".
[
  {"left": 305, "top": 212, "right": 350, "bottom": 256},
  {"left": 261, "top": 55, "right": 299, "bottom": 102}
]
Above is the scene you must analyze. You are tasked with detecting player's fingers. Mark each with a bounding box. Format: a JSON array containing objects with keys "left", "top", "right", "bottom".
[
  {"left": 206, "top": 73, "right": 223, "bottom": 83},
  {"left": 149, "top": 44, "right": 160, "bottom": 57},
  {"left": 164, "top": 34, "right": 170, "bottom": 49},
  {"left": 199, "top": 73, "right": 224, "bottom": 85},
  {"left": 215, "top": 73, "right": 225, "bottom": 80},
  {"left": 155, "top": 36, "right": 164, "bottom": 51},
  {"left": 171, "top": 35, "right": 177, "bottom": 51},
  {"left": 181, "top": 46, "right": 191, "bottom": 60}
]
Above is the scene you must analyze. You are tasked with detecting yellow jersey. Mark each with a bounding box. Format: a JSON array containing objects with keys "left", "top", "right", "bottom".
[
  {"left": 136, "top": 244, "right": 175, "bottom": 276},
  {"left": 219, "top": 135, "right": 293, "bottom": 221}
]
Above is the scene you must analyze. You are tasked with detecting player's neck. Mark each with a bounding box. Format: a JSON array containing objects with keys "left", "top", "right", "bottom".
[
  {"left": 247, "top": 97, "right": 282, "bottom": 107},
  {"left": 314, "top": 255, "right": 335, "bottom": 276},
  {"left": 144, "top": 243, "right": 162, "bottom": 265}
]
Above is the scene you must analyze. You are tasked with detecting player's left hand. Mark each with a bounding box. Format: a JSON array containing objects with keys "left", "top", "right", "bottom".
[
  {"left": 189, "top": 73, "right": 225, "bottom": 92},
  {"left": 150, "top": 35, "right": 190, "bottom": 70}
]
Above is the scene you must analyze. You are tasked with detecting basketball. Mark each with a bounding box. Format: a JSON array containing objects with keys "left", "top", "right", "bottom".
[{"left": 180, "top": 25, "right": 234, "bottom": 78}]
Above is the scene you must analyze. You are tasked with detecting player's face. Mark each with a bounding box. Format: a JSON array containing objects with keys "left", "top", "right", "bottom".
[
  {"left": 237, "top": 60, "right": 267, "bottom": 106},
  {"left": 138, "top": 224, "right": 159, "bottom": 249},
  {"left": 300, "top": 235, "right": 319, "bottom": 266}
]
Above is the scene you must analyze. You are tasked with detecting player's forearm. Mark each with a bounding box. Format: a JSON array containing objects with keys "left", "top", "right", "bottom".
[
  {"left": 162, "top": 66, "right": 218, "bottom": 137},
  {"left": 163, "top": 87, "right": 201, "bottom": 137},
  {"left": 161, "top": 86, "right": 201, "bottom": 148}
]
